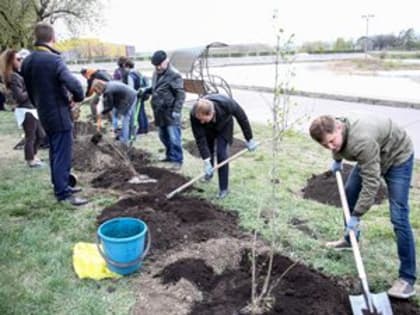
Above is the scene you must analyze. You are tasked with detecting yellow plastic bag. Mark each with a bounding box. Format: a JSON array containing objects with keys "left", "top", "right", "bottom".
[{"left": 73, "top": 242, "right": 120, "bottom": 280}]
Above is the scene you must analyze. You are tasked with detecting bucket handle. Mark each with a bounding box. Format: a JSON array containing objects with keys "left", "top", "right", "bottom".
[{"left": 96, "top": 229, "right": 151, "bottom": 268}]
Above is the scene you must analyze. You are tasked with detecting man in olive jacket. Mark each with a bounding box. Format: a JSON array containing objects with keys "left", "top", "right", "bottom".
[
  {"left": 309, "top": 114, "right": 416, "bottom": 299},
  {"left": 190, "top": 94, "right": 257, "bottom": 199},
  {"left": 143, "top": 50, "right": 185, "bottom": 169},
  {"left": 22, "top": 22, "right": 87, "bottom": 206}
]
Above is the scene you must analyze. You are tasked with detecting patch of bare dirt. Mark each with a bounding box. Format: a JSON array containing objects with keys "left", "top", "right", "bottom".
[{"left": 301, "top": 163, "right": 387, "bottom": 207}]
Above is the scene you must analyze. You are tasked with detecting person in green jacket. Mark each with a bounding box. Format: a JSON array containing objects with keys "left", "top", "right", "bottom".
[{"left": 309, "top": 114, "right": 416, "bottom": 299}]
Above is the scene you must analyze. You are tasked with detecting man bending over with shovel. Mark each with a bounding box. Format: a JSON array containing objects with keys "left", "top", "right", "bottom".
[
  {"left": 91, "top": 79, "right": 137, "bottom": 147},
  {"left": 309, "top": 114, "right": 416, "bottom": 299},
  {"left": 190, "top": 94, "right": 257, "bottom": 199}
]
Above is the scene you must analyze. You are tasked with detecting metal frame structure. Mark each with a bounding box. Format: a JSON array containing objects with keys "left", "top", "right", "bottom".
[{"left": 169, "top": 42, "right": 232, "bottom": 97}]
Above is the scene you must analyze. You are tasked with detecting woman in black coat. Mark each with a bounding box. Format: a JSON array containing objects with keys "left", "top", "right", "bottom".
[{"left": 2, "top": 49, "right": 46, "bottom": 167}]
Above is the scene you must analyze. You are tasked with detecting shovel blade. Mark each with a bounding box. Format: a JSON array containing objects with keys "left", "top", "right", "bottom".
[{"left": 349, "top": 292, "right": 393, "bottom": 315}]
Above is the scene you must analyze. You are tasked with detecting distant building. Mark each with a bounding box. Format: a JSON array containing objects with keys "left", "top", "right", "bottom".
[{"left": 56, "top": 38, "right": 135, "bottom": 62}]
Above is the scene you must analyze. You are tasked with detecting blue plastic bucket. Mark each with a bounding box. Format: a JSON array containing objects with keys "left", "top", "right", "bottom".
[{"left": 97, "top": 217, "right": 150, "bottom": 275}]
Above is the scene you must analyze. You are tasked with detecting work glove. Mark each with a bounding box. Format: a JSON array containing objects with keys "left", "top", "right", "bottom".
[
  {"left": 246, "top": 139, "right": 257, "bottom": 151},
  {"left": 172, "top": 112, "right": 181, "bottom": 120},
  {"left": 330, "top": 160, "right": 343, "bottom": 173},
  {"left": 203, "top": 158, "right": 213, "bottom": 178},
  {"left": 345, "top": 215, "right": 360, "bottom": 235}
]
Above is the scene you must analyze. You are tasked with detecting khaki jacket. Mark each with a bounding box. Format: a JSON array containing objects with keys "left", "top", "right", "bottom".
[{"left": 333, "top": 115, "right": 413, "bottom": 215}]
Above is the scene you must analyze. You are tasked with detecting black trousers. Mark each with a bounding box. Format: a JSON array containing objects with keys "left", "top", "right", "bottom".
[
  {"left": 0, "top": 91, "right": 5, "bottom": 111},
  {"left": 22, "top": 113, "right": 45, "bottom": 161},
  {"left": 207, "top": 134, "right": 229, "bottom": 191}
]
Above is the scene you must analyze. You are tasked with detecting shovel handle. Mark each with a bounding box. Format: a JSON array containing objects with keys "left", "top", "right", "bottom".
[
  {"left": 335, "top": 171, "right": 375, "bottom": 312},
  {"left": 166, "top": 141, "right": 262, "bottom": 199}
]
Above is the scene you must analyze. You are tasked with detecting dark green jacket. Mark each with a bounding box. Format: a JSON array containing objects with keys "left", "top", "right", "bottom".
[{"left": 333, "top": 116, "right": 413, "bottom": 215}]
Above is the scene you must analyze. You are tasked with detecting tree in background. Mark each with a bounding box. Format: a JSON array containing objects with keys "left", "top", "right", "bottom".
[
  {"left": 299, "top": 40, "right": 330, "bottom": 53},
  {"left": 0, "top": 0, "right": 105, "bottom": 49},
  {"left": 398, "top": 28, "right": 418, "bottom": 50},
  {"left": 333, "top": 37, "right": 354, "bottom": 51},
  {"left": 0, "top": 0, "right": 35, "bottom": 49}
]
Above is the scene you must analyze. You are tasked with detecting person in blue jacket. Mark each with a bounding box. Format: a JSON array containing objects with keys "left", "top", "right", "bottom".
[{"left": 22, "top": 22, "right": 88, "bottom": 206}]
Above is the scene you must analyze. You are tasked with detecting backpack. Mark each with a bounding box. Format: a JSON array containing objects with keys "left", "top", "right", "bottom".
[{"left": 129, "top": 71, "right": 148, "bottom": 91}]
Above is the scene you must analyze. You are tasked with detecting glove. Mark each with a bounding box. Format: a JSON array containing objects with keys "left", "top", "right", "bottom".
[
  {"left": 203, "top": 159, "right": 213, "bottom": 177},
  {"left": 172, "top": 112, "right": 181, "bottom": 120},
  {"left": 330, "top": 160, "right": 342, "bottom": 173},
  {"left": 345, "top": 215, "right": 360, "bottom": 235},
  {"left": 246, "top": 139, "right": 257, "bottom": 151},
  {"left": 140, "top": 87, "right": 151, "bottom": 101}
]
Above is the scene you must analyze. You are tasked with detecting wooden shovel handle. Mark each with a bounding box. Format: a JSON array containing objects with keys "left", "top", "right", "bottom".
[
  {"left": 335, "top": 171, "right": 374, "bottom": 310},
  {"left": 166, "top": 141, "right": 262, "bottom": 199}
]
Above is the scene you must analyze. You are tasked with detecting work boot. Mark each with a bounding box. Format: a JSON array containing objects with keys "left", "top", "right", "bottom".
[
  {"left": 60, "top": 195, "right": 89, "bottom": 206},
  {"left": 159, "top": 156, "right": 171, "bottom": 163},
  {"left": 28, "top": 160, "right": 46, "bottom": 168},
  {"left": 388, "top": 279, "right": 416, "bottom": 299},
  {"left": 217, "top": 189, "right": 229, "bottom": 199},
  {"left": 68, "top": 186, "right": 82, "bottom": 194},
  {"left": 200, "top": 174, "right": 213, "bottom": 183},
  {"left": 170, "top": 162, "right": 182, "bottom": 171},
  {"left": 325, "top": 238, "right": 352, "bottom": 251}
]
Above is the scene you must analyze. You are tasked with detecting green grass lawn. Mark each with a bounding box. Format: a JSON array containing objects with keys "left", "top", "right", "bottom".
[{"left": 0, "top": 109, "right": 419, "bottom": 314}]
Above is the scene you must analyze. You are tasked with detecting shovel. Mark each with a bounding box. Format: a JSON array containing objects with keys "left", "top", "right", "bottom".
[
  {"left": 335, "top": 171, "right": 393, "bottom": 315},
  {"left": 166, "top": 141, "right": 261, "bottom": 199},
  {"left": 91, "top": 132, "right": 156, "bottom": 185}
]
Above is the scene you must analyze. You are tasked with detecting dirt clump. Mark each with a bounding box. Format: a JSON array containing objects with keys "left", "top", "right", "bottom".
[
  {"left": 302, "top": 163, "right": 387, "bottom": 207},
  {"left": 91, "top": 166, "right": 189, "bottom": 195}
]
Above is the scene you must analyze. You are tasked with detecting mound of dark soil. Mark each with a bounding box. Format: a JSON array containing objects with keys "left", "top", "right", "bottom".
[
  {"left": 91, "top": 166, "right": 188, "bottom": 195},
  {"left": 72, "top": 136, "right": 150, "bottom": 173},
  {"left": 96, "top": 194, "right": 240, "bottom": 255},
  {"left": 184, "top": 138, "right": 246, "bottom": 158},
  {"left": 92, "top": 146, "right": 417, "bottom": 314},
  {"left": 302, "top": 163, "right": 387, "bottom": 207},
  {"left": 161, "top": 252, "right": 419, "bottom": 315}
]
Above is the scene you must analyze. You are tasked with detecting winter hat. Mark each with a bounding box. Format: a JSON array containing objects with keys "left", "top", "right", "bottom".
[
  {"left": 151, "top": 50, "right": 167, "bottom": 66},
  {"left": 16, "top": 49, "right": 30, "bottom": 60}
]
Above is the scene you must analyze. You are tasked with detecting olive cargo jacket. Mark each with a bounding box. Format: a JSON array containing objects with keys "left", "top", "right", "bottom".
[{"left": 333, "top": 116, "right": 413, "bottom": 216}]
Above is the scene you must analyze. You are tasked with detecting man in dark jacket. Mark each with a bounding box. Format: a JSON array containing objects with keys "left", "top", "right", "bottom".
[
  {"left": 22, "top": 22, "right": 88, "bottom": 206},
  {"left": 190, "top": 94, "right": 257, "bottom": 199},
  {"left": 309, "top": 114, "right": 416, "bottom": 299},
  {"left": 144, "top": 50, "right": 185, "bottom": 169},
  {"left": 80, "top": 68, "right": 111, "bottom": 121},
  {"left": 92, "top": 79, "right": 137, "bottom": 145}
]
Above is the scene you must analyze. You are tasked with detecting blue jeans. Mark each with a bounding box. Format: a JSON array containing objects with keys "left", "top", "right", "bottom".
[
  {"left": 158, "top": 125, "right": 183, "bottom": 163},
  {"left": 207, "top": 135, "right": 229, "bottom": 191},
  {"left": 120, "top": 99, "right": 137, "bottom": 145},
  {"left": 112, "top": 108, "right": 119, "bottom": 131},
  {"left": 345, "top": 155, "right": 416, "bottom": 285},
  {"left": 48, "top": 130, "right": 73, "bottom": 200}
]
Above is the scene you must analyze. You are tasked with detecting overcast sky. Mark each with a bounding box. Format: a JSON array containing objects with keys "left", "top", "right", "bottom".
[{"left": 77, "top": 0, "right": 420, "bottom": 52}]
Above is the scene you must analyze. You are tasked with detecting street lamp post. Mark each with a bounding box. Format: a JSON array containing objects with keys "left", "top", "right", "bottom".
[{"left": 361, "top": 14, "right": 375, "bottom": 58}]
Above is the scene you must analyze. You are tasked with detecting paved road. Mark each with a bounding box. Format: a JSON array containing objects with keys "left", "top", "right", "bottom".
[{"left": 228, "top": 89, "right": 420, "bottom": 159}]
